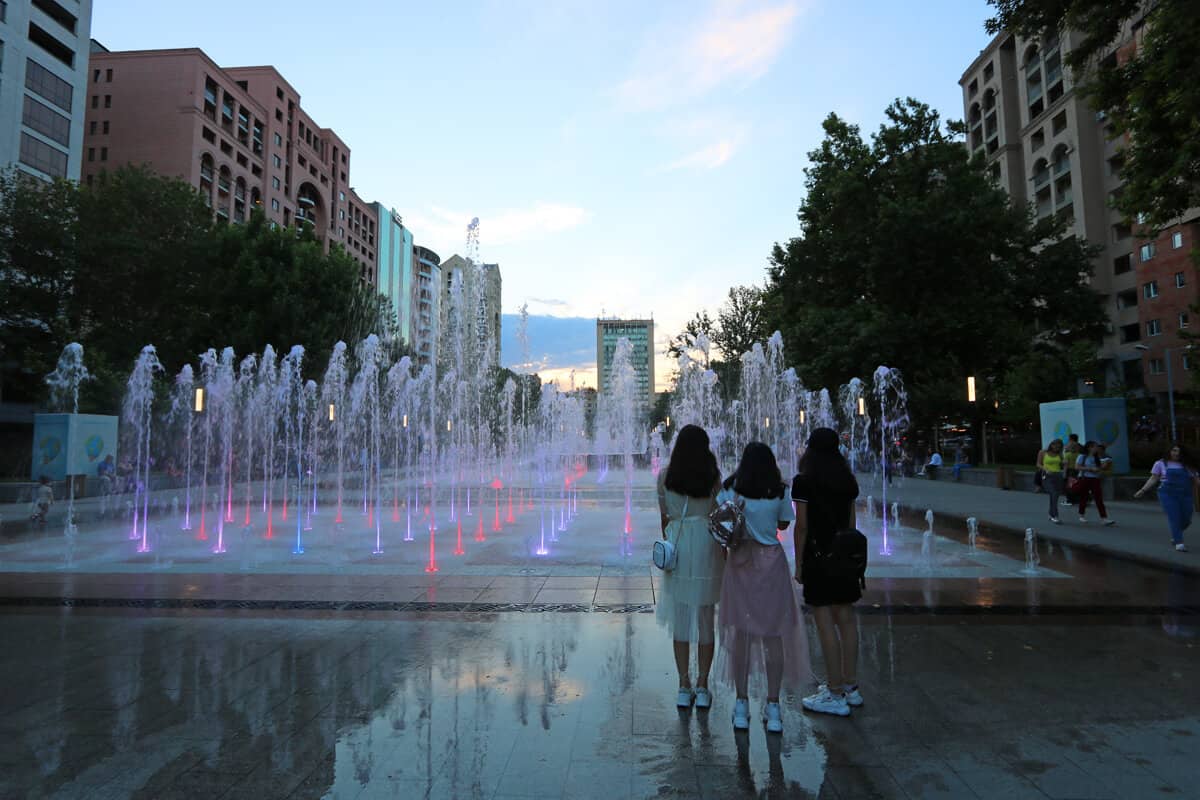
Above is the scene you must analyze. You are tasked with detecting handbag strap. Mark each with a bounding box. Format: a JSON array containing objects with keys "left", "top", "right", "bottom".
[{"left": 667, "top": 496, "right": 689, "bottom": 546}]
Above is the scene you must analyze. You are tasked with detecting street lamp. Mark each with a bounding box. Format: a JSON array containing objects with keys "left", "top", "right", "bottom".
[
  {"left": 966, "top": 376, "right": 977, "bottom": 403},
  {"left": 1134, "top": 343, "right": 1191, "bottom": 441}
]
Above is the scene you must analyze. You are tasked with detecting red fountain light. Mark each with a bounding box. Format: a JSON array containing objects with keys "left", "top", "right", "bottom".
[
  {"left": 454, "top": 518, "right": 465, "bottom": 555},
  {"left": 475, "top": 514, "right": 486, "bottom": 542},
  {"left": 505, "top": 487, "right": 514, "bottom": 523}
]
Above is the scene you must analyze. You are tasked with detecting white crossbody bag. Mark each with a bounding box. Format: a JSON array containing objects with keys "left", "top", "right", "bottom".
[{"left": 652, "top": 497, "right": 688, "bottom": 571}]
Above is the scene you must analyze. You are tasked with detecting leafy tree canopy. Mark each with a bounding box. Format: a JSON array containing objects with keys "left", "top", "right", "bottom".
[{"left": 765, "top": 98, "right": 1107, "bottom": 425}]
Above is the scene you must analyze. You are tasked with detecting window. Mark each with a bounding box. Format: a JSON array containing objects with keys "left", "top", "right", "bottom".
[
  {"left": 89, "top": 120, "right": 96, "bottom": 135},
  {"left": 31, "top": 0, "right": 77, "bottom": 34},
  {"left": 103, "top": 94, "right": 111, "bottom": 109},
  {"left": 1113, "top": 223, "right": 1132, "bottom": 241},
  {"left": 201, "top": 126, "right": 215, "bottom": 143},
  {"left": 1141, "top": 243, "right": 1156, "bottom": 261},
  {"left": 19, "top": 132, "right": 67, "bottom": 177},
  {"left": 339, "top": 209, "right": 345, "bottom": 220},
  {"left": 1185, "top": 354, "right": 1193, "bottom": 371},
  {"left": 273, "top": 132, "right": 282, "bottom": 146},
  {"left": 1119, "top": 323, "right": 1140, "bottom": 344},
  {"left": 272, "top": 176, "right": 280, "bottom": 189},
  {"left": 1149, "top": 358, "right": 1165, "bottom": 375},
  {"left": 219, "top": 140, "right": 231, "bottom": 155},
  {"left": 983, "top": 62, "right": 994, "bottom": 81},
  {"left": 1144, "top": 281, "right": 1159, "bottom": 299},
  {"left": 25, "top": 58, "right": 72, "bottom": 112},
  {"left": 27, "top": 21, "right": 73, "bottom": 67},
  {"left": 22, "top": 94, "right": 70, "bottom": 145},
  {"left": 1173, "top": 232, "right": 1185, "bottom": 249},
  {"left": 1113, "top": 254, "right": 1132, "bottom": 275},
  {"left": 271, "top": 198, "right": 280, "bottom": 211},
  {"left": 92, "top": 68, "right": 99, "bottom": 83},
  {"left": 1176, "top": 272, "right": 1187, "bottom": 289},
  {"left": 1179, "top": 313, "right": 1190, "bottom": 329},
  {"left": 276, "top": 87, "right": 284, "bottom": 101},
  {"left": 87, "top": 146, "right": 94, "bottom": 162},
  {"left": 1147, "top": 319, "right": 1162, "bottom": 337},
  {"left": 272, "top": 154, "right": 281, "bottom": 168},
  {"left": 1051, "top": 110, "right": 1067, "bottom": 135},
  {"left": 100, "top": 146, "right": 107, "bottom": 161},
  {"left": 275, "top": 108, "right": 283, "bottom": 122},
  {"left": 102, "top": 120, "right": 108, "bottom": 134},
  {"left": 338, "top": 191, "right": 345, "bottom": 201},
  {"left": 105, "top": 69, "right": 112, "bottom": 82}
]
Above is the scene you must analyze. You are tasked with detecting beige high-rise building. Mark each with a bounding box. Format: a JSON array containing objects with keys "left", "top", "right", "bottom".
[
  {"left": 960, "top": 20, "right": 1198, "bottom": 397},
  {"left": 439, "top": 255, "right": 502, "bottom": 368}
]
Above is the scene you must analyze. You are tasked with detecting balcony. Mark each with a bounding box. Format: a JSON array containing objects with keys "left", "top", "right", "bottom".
[
  {"left": 1033, "top": 170, "right": 1050, "bottom": 189},
  {"left": 1027, "top": 81, "right": 1043, "bottom": 103},
  {"left": 1056, "top": 187, "right": 1073, "bottom": 208},
  {"left": 1053, "top": 158, "right": 1070, "bottom": 178}
]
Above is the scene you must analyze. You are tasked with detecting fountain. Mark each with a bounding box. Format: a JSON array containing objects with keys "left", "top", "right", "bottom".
[
  {"left": 1022, "top": 528, "right": 1040, "bottom": 574},
  {"left": 967, "top": 517, "right": 979, "bottom": 550},
  {"left": 122, "top": 346, "right": 162, "bottom": 552},
  {"left": 44, "top": 343, "right": 92, "bottom": 536},
  {"left": 873, "top": 366, "right": 908, "bottom": 555}
]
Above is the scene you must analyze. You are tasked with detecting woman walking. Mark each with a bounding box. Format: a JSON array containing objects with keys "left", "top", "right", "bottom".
[
  {"left": 715, "top": 442, "right": 809, "bottom": 733},
  {"left": 1036, "top": 439, "right": 1067, "bottom": 524},
  {"left": 791, "top": 428, "right": 862, "bottom": 717},
  {"left": 657, "top": 424, "right": 724, "bottom": 709},
  {"left": 1134, "top": 444, "right": 1199, "bottom": 552},
  {"left": 1075, "top": 441, "right": 1116, "bottom": 525}
]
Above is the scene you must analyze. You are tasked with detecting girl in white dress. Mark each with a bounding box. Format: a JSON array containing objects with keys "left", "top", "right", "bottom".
[{"left": 657, "top": 424, "right": 724, "bottom": 709}]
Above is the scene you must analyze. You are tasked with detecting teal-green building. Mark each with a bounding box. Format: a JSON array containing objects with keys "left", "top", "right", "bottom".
[{"left": 373, "top": 203, "right": 414, "bottom": 346}]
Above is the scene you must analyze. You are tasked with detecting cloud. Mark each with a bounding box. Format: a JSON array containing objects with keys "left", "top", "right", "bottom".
[
  {"left": 616, "top": 0, "right": 804, "bottom": 111},
  {"left": 528, "top": 297, "right": 570, "bottom": 308},
  {"left": 658, "top": 138, "right": 739, "bottom": 172},
  {"left": 404, "top": 202, "right": 589, "bottom": 255}
]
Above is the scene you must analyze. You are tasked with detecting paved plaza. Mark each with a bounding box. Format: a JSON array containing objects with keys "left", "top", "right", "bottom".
[{"left": 2, "top": 474, "right": 1198, "bottom": 799}]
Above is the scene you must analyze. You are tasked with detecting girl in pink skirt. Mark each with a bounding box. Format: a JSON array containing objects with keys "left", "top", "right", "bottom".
[{"left": 715, "top": 442, "right": 810, "bottom": 733}]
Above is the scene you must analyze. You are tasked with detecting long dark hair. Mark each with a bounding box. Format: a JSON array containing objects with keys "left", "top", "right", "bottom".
[
  {"left": 724, "top": 441, "right": 785, "bottom": 499},
  {"left": 796, "top": 427, "right": 859, "bottom": 497},
  {"left": 664, "top": 424, "right": 720, "bottom": 498}
]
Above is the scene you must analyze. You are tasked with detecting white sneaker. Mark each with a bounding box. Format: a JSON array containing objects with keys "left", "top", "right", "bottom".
[
  {"left": 1049, "top": 516, "right": 1062, "bottom": 525},
  {"left": 1078, "top": 516, "right": 1088, "bottom": 523},
  {"left": 676, "top": 687, "right": 694, "bottom": 708},
  {"left": 843, "top": 685, "right": 864, "bottom": 707},
  {"left": 763, "top": 702, "right": 783, "bottom": 733},
  {"left": 1102, "top": 518, "right": 1116, "bottom": 526},
  {"left": 694, "top": 687, "right": 712, "bottom": 710},
  {"left": 732, "top": 698, "right": 750, "bottom": 729},
  {"left": 1176, "top": 543, "right": 1189, "bottom": 552},
  {"left": 802, "top": 687, "right": 850, "bottom": 717}
]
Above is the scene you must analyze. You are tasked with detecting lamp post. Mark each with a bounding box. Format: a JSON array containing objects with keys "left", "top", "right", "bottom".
[{"left": 1135, "top": 344, "right": 1190, "bottom": 441}]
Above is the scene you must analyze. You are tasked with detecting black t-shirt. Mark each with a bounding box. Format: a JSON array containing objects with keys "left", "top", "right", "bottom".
[{"left": 791, "top": 473, "right": 859, "bottom": 556}]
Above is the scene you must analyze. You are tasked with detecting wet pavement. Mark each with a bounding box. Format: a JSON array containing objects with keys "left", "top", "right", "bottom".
[{"left": 2, "top": 478, "right": 1198, "bottom": 799}]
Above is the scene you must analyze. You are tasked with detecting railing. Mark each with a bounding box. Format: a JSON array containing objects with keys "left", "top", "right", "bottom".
[
  {"left": 1056, "top": 187, "right": 1073, "bottom": 208},
  {"left": 1053, "top": 158, "right": 1070, "bottom": 177},
  {"left": 1033, "top": 170, "right": 1050, "bottom": 189}
]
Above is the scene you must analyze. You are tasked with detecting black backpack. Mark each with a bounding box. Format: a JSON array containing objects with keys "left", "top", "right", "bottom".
[{"left": 819, "top": 528, "right": 868, "bottom": 588}]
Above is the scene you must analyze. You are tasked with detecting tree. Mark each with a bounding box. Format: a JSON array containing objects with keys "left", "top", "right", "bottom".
[
  {"left": 0, "top": 170, "right": 79, "bottom": 405},
  {"left": 712, "top": 285, "right": 767, "bottom": 362},
  {"left": 666, "top": 310, "right": 717, "bottom": 361},
  {"left": 766, "top": 98, "right": 1107, "bottom": 428},
  {"left": 985, "top": 0, "right": 1200, "bottom": 232}
]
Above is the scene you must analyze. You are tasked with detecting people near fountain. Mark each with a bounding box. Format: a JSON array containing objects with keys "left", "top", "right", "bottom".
[
  {"left": 31, "top": 476, "right": 53, "bottom": 524},
  {"left": 1036, "top": 439, "right": 1067, "bottom": 525},
  {"left": 656, "top": 424, "right": 725, "bottom": 710},
  {"left": 924, "top": 450, "right": 942, "bottom": 479},
  {"left": 952, "top": 444, "right": 969, "bottom": 480},
  {"left": 1134, "top": 444, "right": 1199, "bottom": 552},
  {"left": 791, "top": 428, "right": 862, "bottom": 717},
  {"left": 713, "top": 442, "right": 808, "bottom": 733},
  {"left": 1074, "top": 441, "right": 1115, "bottom": 526},
  {"left": 1062, "top": 434, "right": 1083, "bottom": 506}
]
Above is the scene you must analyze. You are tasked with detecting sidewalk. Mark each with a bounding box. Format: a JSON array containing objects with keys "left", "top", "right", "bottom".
[{"left": 883, "top": 476, "right": 1198, "bottom": 575}]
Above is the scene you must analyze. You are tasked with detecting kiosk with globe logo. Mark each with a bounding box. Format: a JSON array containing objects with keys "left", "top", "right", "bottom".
[{"left": 1038, "top": 398, "right": 1130, "bottom": 473}]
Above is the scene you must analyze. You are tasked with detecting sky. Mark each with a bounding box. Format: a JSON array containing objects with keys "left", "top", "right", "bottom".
[{"left": 92, "top": 0, "right": 998, "bottom": 389}]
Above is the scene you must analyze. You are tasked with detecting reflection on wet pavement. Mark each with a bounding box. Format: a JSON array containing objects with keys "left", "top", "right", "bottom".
[{"left": 1, "top": 609, "right": 1197, "bottom": 799}]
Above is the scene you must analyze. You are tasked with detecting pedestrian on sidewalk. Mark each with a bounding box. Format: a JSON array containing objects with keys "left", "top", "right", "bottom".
[
  {"left": 1037, "top": 439, "right": 1066, "bottom": 524},
  {"left": 715, "top": 442, "right": 808, "bottom": 734},
  {"left": 1063, "top": 434, "right": 1083, "bottom": 506},
  {"left": 1133, "top": 444, "right": 1199, "bottom": 553},
  {"left": 1075, "top": 441, "right": 1116, "bottom": 526},
  {"left": 792, "top": 428, "right": 862, "bottom": 718}
]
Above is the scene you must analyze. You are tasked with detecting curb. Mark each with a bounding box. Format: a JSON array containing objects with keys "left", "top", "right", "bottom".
[{"left": 899, "top": 503, "right": 1200, "bottom": 577}]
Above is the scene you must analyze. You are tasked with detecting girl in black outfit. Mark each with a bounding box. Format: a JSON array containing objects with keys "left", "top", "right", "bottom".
[{"left": 791, "top": 428, "right": 861, "bottom": 717}]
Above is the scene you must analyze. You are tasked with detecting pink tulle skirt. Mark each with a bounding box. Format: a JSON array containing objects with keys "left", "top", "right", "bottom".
[{"left": 715, "top": 542, "right": 811, "bottom": 696}]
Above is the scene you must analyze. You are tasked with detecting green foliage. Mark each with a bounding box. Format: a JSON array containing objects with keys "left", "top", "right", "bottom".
[
  {"left": 0, "top": 165, "right": 390, "bottom": 412},
  {"left": 986, "top": 0, "right": 1200, "bottom": 232},
  {"left": 765, "top": 98, "right": 1107, "bottom": 427}
]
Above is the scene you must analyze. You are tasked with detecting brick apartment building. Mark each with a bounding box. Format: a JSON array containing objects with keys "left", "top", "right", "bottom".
[
  {"left": 961, "top": 15, "right": 1199, "bottom": 405},
  {"left": 80, "top": 45, "right": 378, "bottom": 282}
]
